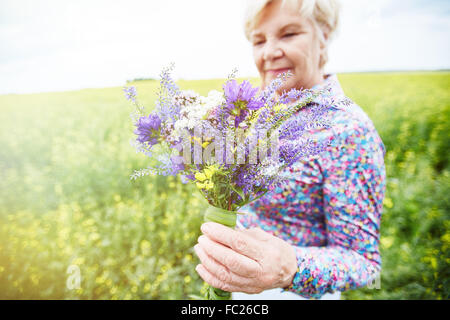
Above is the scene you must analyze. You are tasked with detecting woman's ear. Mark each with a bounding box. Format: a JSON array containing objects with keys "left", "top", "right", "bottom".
[
  {"left": 318, "top": 30, "right": 329, "bottom": 70},
  {"left": 319, "top": 28, "right": 330, "bottom": 50}
]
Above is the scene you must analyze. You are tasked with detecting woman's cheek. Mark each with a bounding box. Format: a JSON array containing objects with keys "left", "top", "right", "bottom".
[
  {"left": 298, "top": 50, "right": 316, "bottom": 82},
  {"left": 253, "top": 49, "right": 264, "bottom": 71}
]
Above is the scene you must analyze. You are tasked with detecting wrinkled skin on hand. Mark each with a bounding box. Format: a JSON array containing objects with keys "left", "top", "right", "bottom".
[{"left": 194, "top": 222, "right": 297, "bottom": 294}]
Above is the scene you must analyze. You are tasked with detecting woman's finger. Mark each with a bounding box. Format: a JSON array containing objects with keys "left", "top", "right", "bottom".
[
  {"left": 201, "top": 222, "right": 264, "bottom": 261},
  {"left": 195, "top": 264, "right": 262, "bottom": 294},
  {"left": 194, "top": 244, "right": 263, "bottom": 289},
  {"left": 197, "top": 235, "right": 262, "bottom": 278}
]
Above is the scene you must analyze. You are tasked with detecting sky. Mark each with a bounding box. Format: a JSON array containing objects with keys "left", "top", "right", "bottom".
[{"left": 0, "top": 0, "right": 449, "bottom": 94}]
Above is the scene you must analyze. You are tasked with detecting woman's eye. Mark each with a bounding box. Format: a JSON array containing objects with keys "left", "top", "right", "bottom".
[{"left": 283, "top": 33, "right": 297, "bottom": 38}]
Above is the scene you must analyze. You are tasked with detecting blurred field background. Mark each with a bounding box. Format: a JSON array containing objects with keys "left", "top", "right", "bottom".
[{"left": 0, "top": 72, "right": 448, "bottom": 300}]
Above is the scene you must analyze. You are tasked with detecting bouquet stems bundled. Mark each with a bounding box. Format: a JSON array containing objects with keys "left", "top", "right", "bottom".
[{"left": 203, "top": 205, "right": 237, "bottom": 300}]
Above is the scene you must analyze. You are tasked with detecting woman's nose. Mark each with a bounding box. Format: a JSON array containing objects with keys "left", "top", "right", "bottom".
[{"left": 263, "top": 40, "right": 283, "bottom": 61}]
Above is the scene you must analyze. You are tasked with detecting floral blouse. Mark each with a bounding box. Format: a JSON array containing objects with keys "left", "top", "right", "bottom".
[{"left": 236, "top": 74, "right": 387, "bottom": 299}]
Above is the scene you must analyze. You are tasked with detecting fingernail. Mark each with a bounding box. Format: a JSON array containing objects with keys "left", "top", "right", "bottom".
[{"left": 201, "top": 223, "right": 211, "bottom": 234}]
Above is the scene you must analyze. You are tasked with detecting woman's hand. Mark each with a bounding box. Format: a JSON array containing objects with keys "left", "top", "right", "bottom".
[{"left": 194, "top": 221, "right": 298, "bottom": 294}]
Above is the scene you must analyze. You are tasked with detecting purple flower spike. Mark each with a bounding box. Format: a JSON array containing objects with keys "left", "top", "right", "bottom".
[
  {"left": 123, "top": 86, "right": 137, "bottom": 102},
  {"left": 134, "top": 113, "right": 161, "bottom": 146}
]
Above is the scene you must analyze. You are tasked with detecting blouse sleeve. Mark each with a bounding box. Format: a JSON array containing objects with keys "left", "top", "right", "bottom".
[
  {"left": 282, "top": 112, "right": 387, "bottom": 299},
  {"left": 236, "top": 204, "right": 259, "bottom": 230}
]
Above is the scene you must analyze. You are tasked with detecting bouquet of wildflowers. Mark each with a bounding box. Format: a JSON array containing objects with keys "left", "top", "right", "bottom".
[{"left": 124, "top": 65, "right": 332, "bottom": 299}]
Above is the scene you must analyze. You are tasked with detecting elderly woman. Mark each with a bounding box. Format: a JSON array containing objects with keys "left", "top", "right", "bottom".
[{"left": 194, "top": 0, "right": 386, "bottom": 300}]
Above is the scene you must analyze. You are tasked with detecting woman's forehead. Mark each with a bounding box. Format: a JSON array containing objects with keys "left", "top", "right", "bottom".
[{"left": 250, "top": 6, "right": 310, "bottom": 38}]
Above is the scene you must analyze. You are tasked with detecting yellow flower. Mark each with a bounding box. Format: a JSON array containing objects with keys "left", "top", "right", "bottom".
[
  {"left": 73, "top": 257, "right": 85, "bottom": 265},
  {"left": 383, "top": 197, "right": 394, "bottom": 209},
  {"left": 196, "top": 181, "right": 214, "bottom": 190},
  {"left": 96, "top": 276, "right": 105, "bottom": 284},
  {"left": 204, "top": 168, "right": 214, "bottom": 179},
  {"left": 195, "top": 172, "right": 207, "bottom": 182},
  {"left": 273, "top": 103, "right": 288, "bottom": 113},
  {"left": 202, "top": 141, "right": 210, "bottom": 148},
  {"left": 381, "top": 236, "right": 394, "bottom": 249},
  {"left": 191, "top": 136, "right": 203, "bottom": 145},
  {"left": 195, "top": 166, "right": 219, "bottom": 190}
]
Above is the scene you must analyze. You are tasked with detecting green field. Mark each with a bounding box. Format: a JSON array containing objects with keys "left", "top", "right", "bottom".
[{"left": 0, "top": 72, "right": 449, "bottom": 299}]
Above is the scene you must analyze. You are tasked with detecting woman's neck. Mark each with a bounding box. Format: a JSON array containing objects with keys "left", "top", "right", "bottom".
[{"left": 309, "top": 71, "right": 327, "bottom": 89}]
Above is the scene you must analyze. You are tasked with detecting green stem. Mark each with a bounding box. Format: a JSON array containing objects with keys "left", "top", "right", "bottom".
[
  {"left": 203, "top": 205, "right": 237, "bottom": 300},
  {"left": 204, "top": 206, "right": 237, "bottom": 228}
]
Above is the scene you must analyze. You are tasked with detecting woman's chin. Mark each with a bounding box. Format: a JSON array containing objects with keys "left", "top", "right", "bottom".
[
  {"left": 263, "top": 77, "right": 291, "bottom": 92},
  {"left": 277, "top": 79, "right": 297, "bottom": 93}
]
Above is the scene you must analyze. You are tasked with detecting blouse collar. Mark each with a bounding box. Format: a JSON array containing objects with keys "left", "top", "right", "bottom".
[{"left": 311, "top": 73, "right": 345, "bottom": 97}]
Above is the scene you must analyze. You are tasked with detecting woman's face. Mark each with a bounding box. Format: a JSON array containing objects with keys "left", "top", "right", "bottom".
[{"left": 250, "top": 0, "right": 325, "bottom": 92}]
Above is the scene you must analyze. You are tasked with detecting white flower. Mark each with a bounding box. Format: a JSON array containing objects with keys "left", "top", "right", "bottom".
[
  {"left": 205, "top": 90, "right": 225, "bottom": 110},
  {"left": 187, "top": 117, "right": 199, "bottom": 129},
  {"left": 185, "top": 103, "right": 208, "bottom": 120},
  {"left": 173, "top": 90, "right": 200, "bottom": 107},
  {"left": 174, "top": 118, "right": 187, "bottom": 131}
]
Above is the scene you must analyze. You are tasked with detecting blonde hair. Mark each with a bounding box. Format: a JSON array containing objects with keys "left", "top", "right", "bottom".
[{"left": 244, "top": 0, "right": 341, "bottom": 69}]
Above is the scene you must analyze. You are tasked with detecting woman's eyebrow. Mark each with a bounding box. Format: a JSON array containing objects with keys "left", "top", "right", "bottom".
[
  {"left": 279, "top": 23, "right": 303, "bottom": 32},
  {"left": 251, "top": 31, "right": 264, "bottom": 39},
  {"left": 251, "top": 23, "right": 304, "bottom": 40}
]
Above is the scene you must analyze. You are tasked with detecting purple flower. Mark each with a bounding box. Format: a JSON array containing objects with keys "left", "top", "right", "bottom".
[
  {"left": 123, "top": 86, "right": 137, "bottom": 102},
  {"left": 222, "top": 80, "right": 264, "bottom": 126},
  {"left": 134, "top": 113, "right": 161, "bottom": 146},
  {"left": 170, "top": 155, "right": 185, "bottom": 173},
  {"left": 223, "top": 80, "right": 263, "bottom": 110},
  {"left": 156, "top": 64, "right": 180, "bottom": 123}
]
